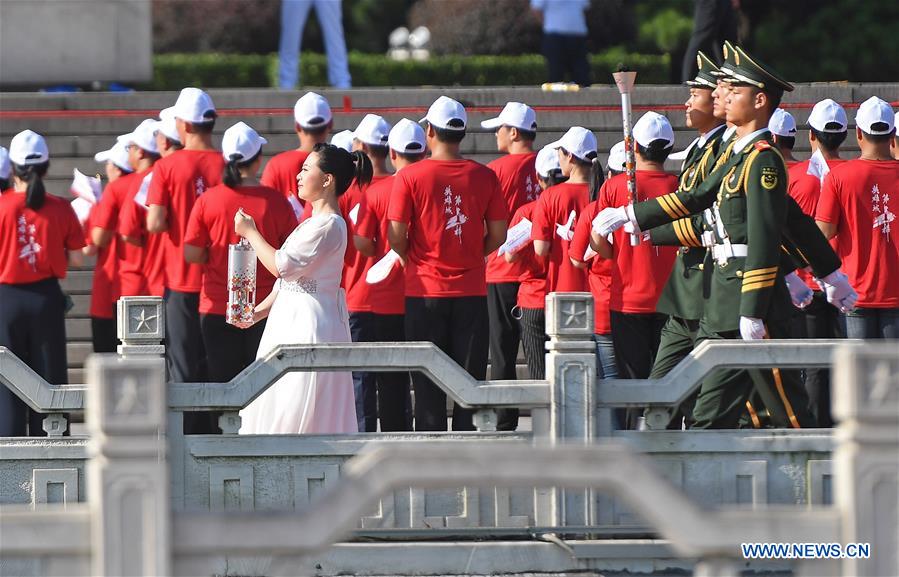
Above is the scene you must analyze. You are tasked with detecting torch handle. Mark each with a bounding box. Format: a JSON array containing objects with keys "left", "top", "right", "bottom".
[{"left": 618, "top": 92, "right": 640, "bottom": 246}]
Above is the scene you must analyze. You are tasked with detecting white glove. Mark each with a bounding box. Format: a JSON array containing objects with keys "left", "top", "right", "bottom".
[
  {"left": 815, "top": 270, "right": 858, "bottom": 313},
  {"left": 784, "top": 271, "right": 813, "bottom": 309},
  {"left": 739, "top": 316, "right": 767, "bottom": 340},
  {"left": 592, "top": 204, "right": 637, "bottom": 237}
]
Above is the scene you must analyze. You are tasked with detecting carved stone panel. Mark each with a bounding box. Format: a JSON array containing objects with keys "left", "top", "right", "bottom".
[
  {"left": 116, "top": 297, "right": 165, "bottom": 343},
  {"left": 209, "top": 464, "right": 254, "bottom": 512},
  {"left": 31, "top": 468, "right": 79, "bottom": 508}
]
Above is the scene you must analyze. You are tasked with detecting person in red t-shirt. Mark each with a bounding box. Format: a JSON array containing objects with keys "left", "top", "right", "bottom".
[
  {"left": 589, "top": 112, "right": 679, "bottom": 427},
  {"left": 817, "top": 96, "right": 899, "bottom": 340},
  {"left": 261, "top": 92, "right": 333, "bottom": 220},
  {"left": 768, "top": 108, "right": 798, "bottom": 164},
  {"left": 146, "top": 88, "right": 224, "bottom": 429},
  {"left": 118, "top": 111, "right": 178, "bottom": 299},
  {"left": 387, "top": 96, "right": 508, "bottom": 431},
  {"left": 350, "top": 118, "right": 428, "bottom": 432},
  {"left": 333, "top": 113, "right": 392, "bottom": 432},
  {"left": 507, "top": 145, "right": 565, "bottom": 381},
  {"left": 480, "top": 102, "right": 538, "bottom": 432},
  {"left": 185, "top": 122, "right": 297, "bottom": 388},
  {"left": 86, "top": 137, "right": 136, "bottom": 352},
  {"left": 787, "top": 98, "right": 849, "bottom": 427},
  {"left": 0, "top": 130, "right": 85, "bottom": 436}
]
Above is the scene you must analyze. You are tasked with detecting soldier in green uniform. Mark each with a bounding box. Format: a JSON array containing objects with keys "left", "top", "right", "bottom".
[
  {"left": 641, "top": 51, "right": 726, "bottom": 427},
  {"left": 594, "top": 45, "right": 854, "bottom": 428}
]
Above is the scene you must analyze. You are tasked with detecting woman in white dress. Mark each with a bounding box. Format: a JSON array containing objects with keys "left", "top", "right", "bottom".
[{"left": 235, "top": 143, "right": 373, "bottom": 434}]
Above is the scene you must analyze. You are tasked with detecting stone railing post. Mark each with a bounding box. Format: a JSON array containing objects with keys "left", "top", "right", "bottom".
[
  {"left": 87, "top": 354, "right": 170, "bottom": 576},
  {"left": 543, "top": 292, "right": 596, "bottom": 527},
  {"left": 116, "top": 296, "right": 165, "bottom": 358},
  {"left": 832, "top": 342, "right": 898, "bottom": 577}
]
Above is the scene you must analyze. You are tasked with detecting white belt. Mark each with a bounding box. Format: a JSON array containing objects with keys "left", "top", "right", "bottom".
[{"left": 711, "top": 243, "right": 748, "bottom": 264}]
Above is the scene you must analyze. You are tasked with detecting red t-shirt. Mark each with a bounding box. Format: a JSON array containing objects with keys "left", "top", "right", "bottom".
[
  {"left": 118, "top": 170, "right": 166, "bottom": 297},
  {"left": 788, "top": 158, "right": 847, "bottom": 290},
  {"left": 530, "top": 182, "right": 589, "bottom": 294},
  {"left": 185, "top": 184, "right": 297, "bottom": 316},
  {"left": 511, "top": 201, "right": 549, "bottom": 310},
  {"left": 341, "top": 175, "right": 388, "bottom": 312},
  {"left": 88, "top": 172, "right": 139, "bottom": 318},
  {"left": 146, "top": 149, "right": 224, "bottom": 293},
  {"left": 0, "top": 192, "right": 85, "bottom": 284},
  {"left": 387, "top": 158, "right": 507, "bottom": 297},
  {"left": 816, "top": 159, "right": 899, "bottom": 308},
  {"left": 486, "top": 152, "right": 539, "bottom": 284},
  {"left": 261, "top": 150, "right": 308, "bottom": 202},
  {"left": 362, "top": 174, "right": 405, "bottom": 314},
  {"left": 597, "top": 171, "right": 679, "bottom": 314},
  {"left": 569, "top": 206, "right": 613, "bottom": 334}
]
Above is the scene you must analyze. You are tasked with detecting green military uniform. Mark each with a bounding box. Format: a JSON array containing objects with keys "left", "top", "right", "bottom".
[
  {"left": 629, "top": 47, "right": 839, "bottom": 428},
  {"left": 647, "top": 52, "right": 728, "bottom": 388}
]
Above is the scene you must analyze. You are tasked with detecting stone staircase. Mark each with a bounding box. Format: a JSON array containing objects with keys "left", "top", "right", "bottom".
[{"left": 1, "top": 83, "right": 896, "bottom": 383}]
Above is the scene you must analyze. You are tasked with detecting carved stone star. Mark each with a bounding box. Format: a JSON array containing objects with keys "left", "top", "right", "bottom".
[
  {"left": 131, "top": 308, "right": 158, "bottom": 333},
  {"left": 562, "top": 302, "right": 586, "bottom": 327}
]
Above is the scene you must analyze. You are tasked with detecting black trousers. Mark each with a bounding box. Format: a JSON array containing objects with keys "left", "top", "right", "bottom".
[
  {"left": 371, "top": 313, "right": 413, "bottom": 432},
  {"left": 405, "top": 296, "right": 489, "bottom": 431},
  {"left": 610, "top": 310, "right": 668, "bottom": 428},
  {"left": 165, "top": 289, "right": 207, "bottom": 434},
  {"left": 797, "top": 291, "right": 843, "bottom": 427},
  {"left": 487, "top": 282, "right": 521, "bottom": 431},
  {"left": 518, "top": 307, "right": 547, "bottom": 380},
  {"left": 543, "top": 33, "right": 591, "bottom": 86},
  {"left": 349, "top": 311, "right": 378, "bottom": 432},
  {"left": 0, "top": 279, "right": 69, "bottom": 436},
  {"left": 91, "top": 315, "right": 118, "bottom": 353},
  {"left": 681, "top": 0, "right": 737, "bottom": 82}
]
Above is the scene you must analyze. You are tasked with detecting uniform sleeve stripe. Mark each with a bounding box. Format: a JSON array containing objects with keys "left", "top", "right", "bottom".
[
  {"left": 742, "top": 274, "right": 777, "bottom": 285},
  {"left": 743, "top": 267, "right": 779, "bottom": 278},
  {"left": 683, "top": 220, "right": 701, "bottom": 247},
  {"left": 669, "top": 194, "right": 690, "bottom": 216},
  {"left": 673, "top": 220, "right": 690, "bottom": 247},
  {"left": 741, "top": 279, "right": 777, "bottom": 292},
  {"left": 657, "top": 196, "right": 682, "bottom": 220},
  {"left": 662, "top": 194, "right": 688, "bottom": 218}
]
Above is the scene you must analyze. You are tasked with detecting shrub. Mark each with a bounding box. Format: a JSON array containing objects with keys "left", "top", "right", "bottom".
[{"left": 147, "top": 51, "right": 670, "bottom": 90}]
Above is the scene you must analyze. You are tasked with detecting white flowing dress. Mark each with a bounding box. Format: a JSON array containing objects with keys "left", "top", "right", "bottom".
[{"left": 239, "top": 213, "right": 357, "bottom": 434}]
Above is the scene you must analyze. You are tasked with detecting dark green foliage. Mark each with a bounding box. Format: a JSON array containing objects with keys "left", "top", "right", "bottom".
[{"left": 147, "top": 51, "right": 670, "bottom": 90}]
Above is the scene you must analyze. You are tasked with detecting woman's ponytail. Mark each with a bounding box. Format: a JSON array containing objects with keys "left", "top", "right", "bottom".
[
  {"left": 351, "top": 150, "right": 373, "bottom": 189},
  {"left": 223, "top": 155, "right": 243, "bottom": 188},
  {"left": 588, "top": 155, "right": 604, "bottom": 202},
  {"left": 14, "top": 161, "right": 49, "bottom": 210}
]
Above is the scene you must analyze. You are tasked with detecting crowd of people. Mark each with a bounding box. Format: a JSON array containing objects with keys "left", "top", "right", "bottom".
[{"left": 0, "top": 41, "right": 896, "bottom": 437}]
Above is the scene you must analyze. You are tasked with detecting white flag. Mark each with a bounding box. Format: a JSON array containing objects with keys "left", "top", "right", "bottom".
[
  {"left": 366, "top": 250, "right": 402, "bottom": 284},
  {"left": 555, "top": 210, "right": 576, "bottom": 241},
  {"left": 70, "top": 169, "right": 101, "bottom": 204},
  {"left": 807, "top": 148, "right": 831, "bottom": 186}
]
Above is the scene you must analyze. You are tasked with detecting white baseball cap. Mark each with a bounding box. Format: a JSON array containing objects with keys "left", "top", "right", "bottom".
[
  {"left": 480, "top": 101, "right": 537, "bottom": 132},
  {"left": 808, "top": 99, "right": 848, "bottom": 133},
  {"left": 158, "top": 106, "right": 181, "bottom": 143},
  {"left": 856, "top": 96, "right": 895, "bottom": 135},
  {"left": 633, "top": 111, "right": 675, "bottom": 147},
  {"left": 221, "top": 121, "right": 267, "bottom": 162},
  {"left": 607, "top": 140, "right": 627, "bottom": 172},
  {"left": 120, "top": 119, "right": 160, "bottom": 155},
  {"left": 95, "top": 141, "right": 132, "bottom": 172},
  {"left": 535, "top": 144, "right": 562, "bottom": 179},
  {"left": 768, "top": 108, "right": 797, "bottom": 137},
  {"left": 330, "top": 130, "right": 355, "bottom": 152},
  {"left": 294, "top": 92, "right": 332, "bottom": 129},
  {"left": 354, "top": 114, "right": 391, "bottom": 147},
  {"left": 421, "top": 96, "right": 467, "bottom": 131},
  {"left": 172, "top": 87, "right": 217, "bottom": 124},
  {"left": 547, "top": 126, "right": 597, "bottom": 161},
  {"left": 9, "top": 130, "right": 49, "bottom": 165},
  {"left": 388, "top": 118, "right": 427, "bottom": 154},
  {"left": 0, "top": 147, "right": 10, "bottom": 180}
]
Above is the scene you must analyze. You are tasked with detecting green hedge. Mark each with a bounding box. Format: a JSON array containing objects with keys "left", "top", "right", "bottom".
[{"left": 148, "top": 50, "right": 670, "bottom": 90}]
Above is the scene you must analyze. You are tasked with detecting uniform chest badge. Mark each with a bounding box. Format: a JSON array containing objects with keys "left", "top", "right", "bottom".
[{"left": 761, "top": 167, "right": 778, "bottom": 190}]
